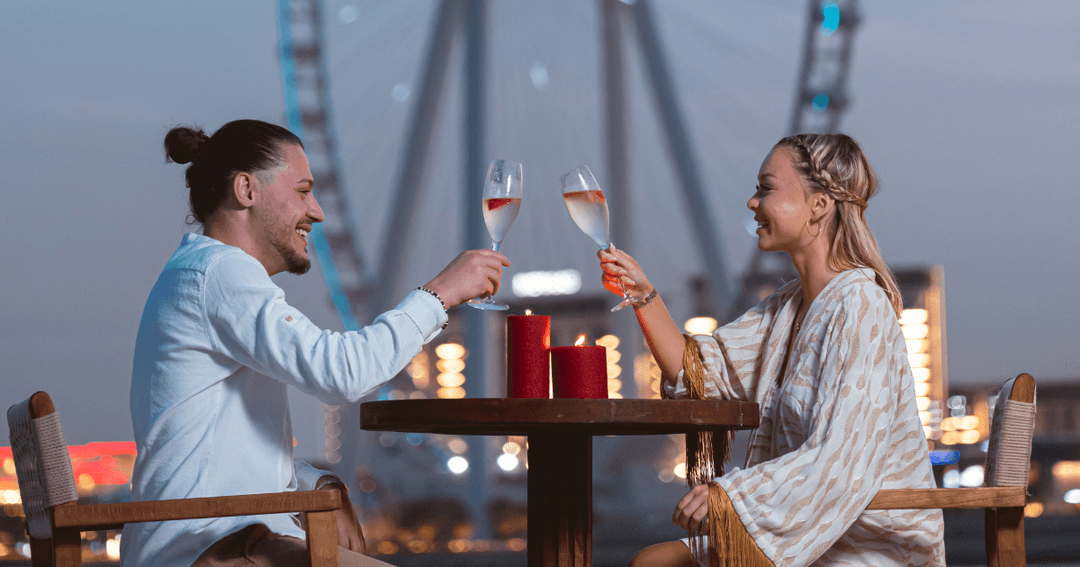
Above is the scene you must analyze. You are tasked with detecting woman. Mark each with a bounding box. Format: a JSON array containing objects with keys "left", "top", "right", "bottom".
[{"left": 600, "top": 134, "right": 945, "bottom": 567}]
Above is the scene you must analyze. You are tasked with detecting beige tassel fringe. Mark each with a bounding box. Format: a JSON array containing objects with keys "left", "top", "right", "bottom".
[{"left": 679, "top": 336, "right": 773, "bottom": 567}]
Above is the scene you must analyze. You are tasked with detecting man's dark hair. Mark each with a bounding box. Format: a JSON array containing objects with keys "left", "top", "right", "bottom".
[{"left": 164, "top": 119, "right": 304, "bottom": 225}]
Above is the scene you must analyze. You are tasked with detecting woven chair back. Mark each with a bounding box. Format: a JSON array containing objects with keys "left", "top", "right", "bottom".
[
  {"left": 7, "top": 392, "right": 78, "bottom": 539},
  {"left": 983, "top": 374, "right": 1036, "bottom": 488}
]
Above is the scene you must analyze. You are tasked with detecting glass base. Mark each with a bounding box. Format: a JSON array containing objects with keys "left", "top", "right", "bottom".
[
  {"left": 610, "top": 297, "right": 633, "bottom": 312},
  {"left": 468, "top": 298, "right": 509, "bottom": 311}
]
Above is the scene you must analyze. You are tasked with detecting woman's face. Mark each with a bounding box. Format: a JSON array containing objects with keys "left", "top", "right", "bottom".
[{"left": 747, "top": 146, "right": 815, "bottom": 254}]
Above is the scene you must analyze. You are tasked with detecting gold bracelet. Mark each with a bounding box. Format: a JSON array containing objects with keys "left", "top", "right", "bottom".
[{"left": 631, "top": 288, "right": 658, "bottom": 309}]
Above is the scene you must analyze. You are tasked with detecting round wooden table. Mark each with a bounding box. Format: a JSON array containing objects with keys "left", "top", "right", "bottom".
[{"left": 361, "top": 398, "right": 759, "bottom": 567}]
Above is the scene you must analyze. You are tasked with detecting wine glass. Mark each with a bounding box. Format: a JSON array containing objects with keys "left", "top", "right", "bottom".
[
  {"left": 559, "top": 165, "right": 634, "bottom": 312},
  {"left": 468, "top": 159, "right": 523, "bottom": 310}
]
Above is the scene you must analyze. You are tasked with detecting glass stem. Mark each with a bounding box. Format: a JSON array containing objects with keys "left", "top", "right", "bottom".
[
  {"left": 491, "top": 241, "right": 501, "bottom": 252},
  {"left": 605, "top": 242, "right": 633, "bottom": 301}
]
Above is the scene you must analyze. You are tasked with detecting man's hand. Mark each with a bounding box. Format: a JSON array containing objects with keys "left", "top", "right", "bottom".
[
  {"left": 316, "top": 479, "right": 366, "bottom": 554},
  {"left": 423, "top": 249, "right": 510, "bottom": 307}
]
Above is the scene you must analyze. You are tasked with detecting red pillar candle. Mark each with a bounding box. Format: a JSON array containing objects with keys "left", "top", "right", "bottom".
[
  {"left": 550, "top": 339, "right": 608, "bottom": 399},
  {"left": 506, "top": 314, "right": 551, "bottom": 398}
]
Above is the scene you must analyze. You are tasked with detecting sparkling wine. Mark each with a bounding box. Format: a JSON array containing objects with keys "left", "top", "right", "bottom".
[
  {"left": 483, "top": 197, "right": 521, "bottom": 243},
  {"left": 562, "top": 190, "right": 609, "bottom": 249}
]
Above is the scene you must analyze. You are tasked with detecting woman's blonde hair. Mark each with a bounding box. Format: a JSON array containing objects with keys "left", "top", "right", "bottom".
[{"left": 776, "top": 133, "right": 903, "bottom": 317}]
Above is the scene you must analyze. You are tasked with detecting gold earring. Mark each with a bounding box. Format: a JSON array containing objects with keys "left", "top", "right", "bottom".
[{"left": 806, "top": 219, "right": 822, "bottom": 238}]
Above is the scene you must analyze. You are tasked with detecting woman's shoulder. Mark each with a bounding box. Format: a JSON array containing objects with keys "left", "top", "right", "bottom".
[
  {"left": 819, "top": 268, "right": 894, "bottom": 322},
  {"left": 832, "top": 268, "right": 888, "bottom": 302}
]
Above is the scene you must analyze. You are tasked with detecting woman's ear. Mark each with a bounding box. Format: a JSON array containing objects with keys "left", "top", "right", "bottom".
[{"left": 812, "top": 192, "right": 835, "bottom": 219}]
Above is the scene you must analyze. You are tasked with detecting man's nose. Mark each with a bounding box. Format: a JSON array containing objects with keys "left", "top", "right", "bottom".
[{"left": 309, "top": 196, "right": 325, "bottom": 223}]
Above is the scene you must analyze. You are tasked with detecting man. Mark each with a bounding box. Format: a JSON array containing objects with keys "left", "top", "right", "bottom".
[{"left": 122, "top": 120, "right": 509, "bottom": 567}]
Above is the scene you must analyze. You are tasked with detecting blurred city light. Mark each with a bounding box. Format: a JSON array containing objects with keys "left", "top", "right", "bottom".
[
  {"left": 597, "top": 336, "right": 624, "bottom": 398},
  {"left": 497, "top": 453, "right": 519, "bottom": 472},
  {"left": 899, "top": 308, "right": 929, "bottom": 325},
  {"left": 684, "top": 316, "right": 719, "bottom": 336},
  {"left": 448, "top": 456, "right": 469, "bottom": 474},
  {"left": 529, "top": 63, "right": 549, "bottom": 89},
  {"left": 338, "top": 4, "right": 359, "bottom": 24},
  {"left": 391, "top": 83, "right": 411, "bottom": 103},
  {"left": 960, "top": 465, "right": 985, "bottom": 488},
  {"left": 821, "top": 1, "right": 840, "bottom": 35},
  {"left": 512, "top": 269, "right": 582, "bottom": 297}
]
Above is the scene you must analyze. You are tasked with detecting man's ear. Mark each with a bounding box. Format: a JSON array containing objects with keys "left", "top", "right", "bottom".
[{"left": 232, "top": 172, "right": 258, "bottom": 209}]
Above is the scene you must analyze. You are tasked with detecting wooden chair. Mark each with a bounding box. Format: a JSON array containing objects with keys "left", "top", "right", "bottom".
[
  {"left": 867, "top": 373, "right": 1036, "bottom": 567},
  {"left": 7, "top": 391, "right": 343, "bottom": 566}
]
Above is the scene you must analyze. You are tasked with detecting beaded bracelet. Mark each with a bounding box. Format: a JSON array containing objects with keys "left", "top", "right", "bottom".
[
  {"left": 417, "top": 287, "right": 450, "bottom": 329},
  {"left": 631, "top": 288, "right": 659, "bottom": 309}
]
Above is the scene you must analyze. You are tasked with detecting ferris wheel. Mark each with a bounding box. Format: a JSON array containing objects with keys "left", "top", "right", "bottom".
[
  {"left": 274, "top": 0, "right": 863, "bottom": 525},
  {"left": 276, "top": 0, "right": 861, "bottom": 333}
]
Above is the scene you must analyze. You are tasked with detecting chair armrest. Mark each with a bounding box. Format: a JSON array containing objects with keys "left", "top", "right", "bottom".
[
  {"left": 865, "top": 487, "right": 1025, "bottom": 510},
  {"left": 53, "top": 489, "right": 342, "bottom": 531}
]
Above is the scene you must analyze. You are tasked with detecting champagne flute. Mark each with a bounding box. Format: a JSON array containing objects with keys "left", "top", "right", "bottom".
[
  {"left": 468, "top": 159, "right": 523, "bottom": 310},
  {"left": 559, "top": 165, "right": 634, "bottom": 311}
]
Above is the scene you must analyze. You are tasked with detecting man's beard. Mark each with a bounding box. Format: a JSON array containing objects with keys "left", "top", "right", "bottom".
[
  {"left": 269, "top": 230, "right": 311, "bottom": 275},
  {"left": 282, "top": 247, "right": 311, "bottom": 275}
]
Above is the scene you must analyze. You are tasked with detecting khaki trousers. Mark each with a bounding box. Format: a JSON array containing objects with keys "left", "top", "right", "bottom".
[{"left": 190, "top": 523, "right": 395, "bottom": 567}]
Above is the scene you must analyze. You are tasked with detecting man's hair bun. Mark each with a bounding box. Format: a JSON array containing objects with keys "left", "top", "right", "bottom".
[{"left": 164, "top": 126, "right": 210, "bottom": 165}]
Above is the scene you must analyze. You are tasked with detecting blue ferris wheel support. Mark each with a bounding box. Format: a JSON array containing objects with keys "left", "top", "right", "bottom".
[
  {"left": 728, "top": 0, "right": 862, "bottom": 320},
  {"left": 277, "top": 0, "right": 364, "bottom": 333}
]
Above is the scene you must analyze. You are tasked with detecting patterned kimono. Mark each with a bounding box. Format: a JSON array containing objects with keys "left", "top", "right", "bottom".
[{"left": 667, "top": 268, "right": 946, "bottom": 566}]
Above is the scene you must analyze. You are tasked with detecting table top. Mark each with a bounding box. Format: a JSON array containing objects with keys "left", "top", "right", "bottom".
[{"left": 360, "top": 398, "right": 759, "bottom": 436}]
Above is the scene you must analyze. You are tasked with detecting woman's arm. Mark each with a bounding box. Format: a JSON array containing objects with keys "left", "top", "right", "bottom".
[{"left": 598, "top": 247, "right": 685, "bottom": 380}]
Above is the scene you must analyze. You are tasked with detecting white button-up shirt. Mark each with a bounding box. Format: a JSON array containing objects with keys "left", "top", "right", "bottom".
[{"left": 122, "top": 233, "right": 447, "bottom": 567}]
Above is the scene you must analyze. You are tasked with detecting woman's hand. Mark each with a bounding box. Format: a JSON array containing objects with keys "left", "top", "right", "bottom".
[
  {"left": 672, "top": 484, "right": 711, "bottom": 533},
  {"left": 599, "top": 245, "right": 686, "bottom": 379},
  {"left": 598, "top": 245, "right": 652, "bottom": 299}
]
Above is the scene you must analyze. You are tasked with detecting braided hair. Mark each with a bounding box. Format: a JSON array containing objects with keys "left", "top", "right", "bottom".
[
  {"left": 776, "top": 133, "right": 903, "bottom": 317},
  {"left": 164, "top": 119, "right": 303, "bottom": 225}
]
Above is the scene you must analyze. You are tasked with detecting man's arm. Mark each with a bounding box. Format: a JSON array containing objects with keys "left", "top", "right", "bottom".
[
  {"left": 204, "top": 250, "right": 508, "bottom": 404},
  {"left": 314, "top": 476, "right": 366, "bottom": 554}
]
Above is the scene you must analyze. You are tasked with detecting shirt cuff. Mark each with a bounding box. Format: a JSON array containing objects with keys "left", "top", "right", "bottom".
[
  {"left": 396, "top": 289, "right": 449, "bottom": 344},
  {"left": 294, "top": 460, "right": 338, "bottom": 491}
]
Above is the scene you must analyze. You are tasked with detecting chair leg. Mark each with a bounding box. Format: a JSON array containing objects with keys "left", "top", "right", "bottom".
[
  {"left": 306, "top": 511, "right": 339, "bottom": 567},
  {"left": 986, "top": 507, "right": 1026, "bottom": 567},
  {"left": 52, "top": 528, "right": 82, "bottom": 567},
  {"left": 29, "top": 536, "right": 54, "bottom": 567}
]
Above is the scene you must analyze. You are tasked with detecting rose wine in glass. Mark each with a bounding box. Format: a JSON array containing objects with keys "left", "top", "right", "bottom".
[
  {"left": 468, "top": 159, "right": 522, "bottom": 310},
  {"left": 559, "top": 165, "right": 633, "bottom": 311}
]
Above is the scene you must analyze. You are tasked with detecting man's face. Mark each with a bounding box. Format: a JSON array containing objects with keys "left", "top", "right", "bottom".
[{"left": 252, "top": 144, "right": 323, "bottom": 275}]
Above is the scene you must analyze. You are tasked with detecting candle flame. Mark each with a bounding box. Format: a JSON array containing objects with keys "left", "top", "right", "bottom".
[
  {"left": 574, "top": 334, "right": 587, "bottom": 347},
  {"left": 525, "top": 309, "right": 532, "bottom": 316}
]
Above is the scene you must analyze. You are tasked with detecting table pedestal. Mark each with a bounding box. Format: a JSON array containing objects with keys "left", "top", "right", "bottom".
[{"left": 527, "top": 433, "right": 591, "bottom": 567}]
